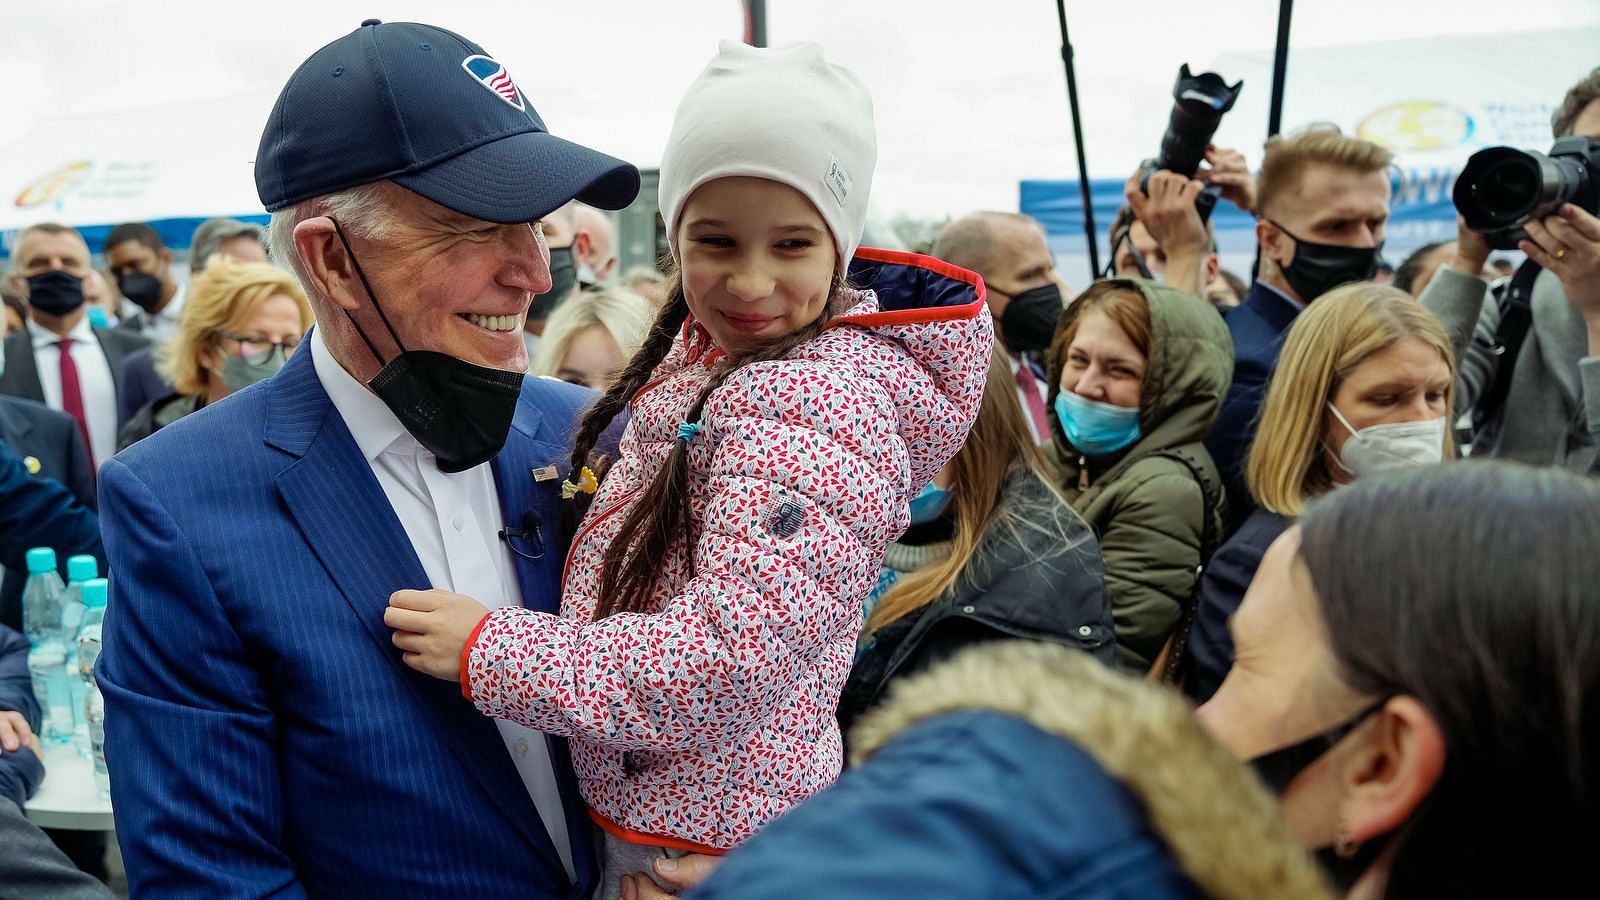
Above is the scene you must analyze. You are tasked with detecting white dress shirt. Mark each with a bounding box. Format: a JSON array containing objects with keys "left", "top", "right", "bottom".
[
  {"left": 310, "top": 329, "right": 576, "bottom": 880},
  {"left": 32, "top": 315, "right": 118, "bottom": 466},
  {"left": 141, "top": 283, "right": 187, "bottom": 343}
]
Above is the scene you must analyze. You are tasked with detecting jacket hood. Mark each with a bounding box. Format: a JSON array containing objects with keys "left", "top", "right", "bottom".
[
  {"left": 1048, "top": 279, "right": 1233, "bottom": 463},
  {"left": 851, "top": 642, "right": 1332, "bottom": 900}
]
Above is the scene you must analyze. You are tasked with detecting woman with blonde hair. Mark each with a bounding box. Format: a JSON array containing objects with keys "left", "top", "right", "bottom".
[
  {"left": 838, "top": 345, "right": 1114, "bottom": 737},
  {"left": 1185, "top": 282, "right": 1455, "bottom": 702},
  {"left": 117, "top": 260, "right": 311, "bottom": 450},
  {"left": 528, "top": 286, "right": 654, "bottom": 391}
]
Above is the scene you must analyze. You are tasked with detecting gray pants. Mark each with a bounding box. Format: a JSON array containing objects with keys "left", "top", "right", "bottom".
[{"left": 593, "top": 829, "right": 692, "bottom": 900}]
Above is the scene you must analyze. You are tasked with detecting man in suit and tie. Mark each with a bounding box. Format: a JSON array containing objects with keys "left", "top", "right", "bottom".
[
  {"left": 97, "top": 20, "right": 639, "bottom": 898},
  {"left": 1202, "top": 126, "right": 1393, "bottom": 529},
  {"left": 0, "top": 224, "right": 150, "bottom": 476}
]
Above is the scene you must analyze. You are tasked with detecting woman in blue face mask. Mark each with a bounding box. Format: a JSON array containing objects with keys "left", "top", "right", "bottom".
[
  {"left": 839, "top": 347, "right": 1115, "bottom": 741},
  {"left": 1046, "top": 278, "right": 1233, "bottom": 675},
  {"left": 1183, "top": 284, "right": 1455, "bottom": 704},
  {"left": 118, "top": 260, "right": 311, "bottom": 451}
]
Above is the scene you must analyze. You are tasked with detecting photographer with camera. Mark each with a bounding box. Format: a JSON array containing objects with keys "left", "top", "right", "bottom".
[
  {"left": 1113, "top": 145, "right": 1257, "bottom": 305},
  {"left": 1204, "top": 126, "right": 1394, "bottom": 528},
  {"left": 1421, "top": 68, "right": 1600, "bottom": 472}
]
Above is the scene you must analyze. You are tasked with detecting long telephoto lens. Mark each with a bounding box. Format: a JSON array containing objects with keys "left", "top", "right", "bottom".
[{"left": 1154, "top": 65, "right": 1243, "bottom": 177}]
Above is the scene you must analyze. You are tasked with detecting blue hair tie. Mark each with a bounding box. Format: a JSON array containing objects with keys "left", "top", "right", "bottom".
[{"left": 677, "top": 421, "right": 703, "bottom": 443}]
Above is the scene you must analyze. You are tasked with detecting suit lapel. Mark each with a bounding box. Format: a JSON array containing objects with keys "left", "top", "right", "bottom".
[
  {"left": 1, "top": 331, "right": 45, "bottom": 403},
  {"left": 267, "top": 348, "right": 567, "bottom": 874},
  {"left": 489, "top": 397, "right": 570, "bottom": 615}
]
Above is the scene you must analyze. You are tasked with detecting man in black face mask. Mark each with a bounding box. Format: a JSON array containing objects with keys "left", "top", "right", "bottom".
[
  {"left": 1204, "top": 126, "right": 1393, "bottom": 530},
  {"left": 104, "top": 222, "right": 184, "bottom": 342},
  {"left": 520, "top": 201, "right": 593, "bottom": 358},
  {"left": 93, "top": 20, "right": 639, "bottom": 899},
  {"left": 932, "top": 212, "right": 1070, "bottom": 442}
]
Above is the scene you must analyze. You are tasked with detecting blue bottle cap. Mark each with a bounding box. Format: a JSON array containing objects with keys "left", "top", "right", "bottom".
[
  {"left": 67, "top": 555, "right": 98, "bottom": 583},
  {"left": 25, "top": 547, "right": 57, "bottom": 574},
  {"left": 81, "top": 579, "right": 109, "bottom": 609}
]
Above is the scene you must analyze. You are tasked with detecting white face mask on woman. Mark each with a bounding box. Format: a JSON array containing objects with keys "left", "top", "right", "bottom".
[{"left": 1327, "top": 404, "right": 1447, "bottom": 477}]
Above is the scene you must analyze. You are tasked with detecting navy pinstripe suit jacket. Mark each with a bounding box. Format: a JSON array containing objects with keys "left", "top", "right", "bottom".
[{"left": 97, "top": 344, "right": 599, "bottom": 898}]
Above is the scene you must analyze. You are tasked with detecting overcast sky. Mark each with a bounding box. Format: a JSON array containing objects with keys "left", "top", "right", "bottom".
[{"left": 3, "top": 0, "right": 1597, "bottom": 220}]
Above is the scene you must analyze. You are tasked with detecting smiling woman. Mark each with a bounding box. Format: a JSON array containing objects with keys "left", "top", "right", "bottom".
[{"left": 1185, "top": 283, "right": 1456, "bottom": 703}]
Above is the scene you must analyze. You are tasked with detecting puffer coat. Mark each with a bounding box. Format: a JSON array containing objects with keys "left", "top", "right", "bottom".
[{"left": 465, "top": 248, "right": 993, "bottom": 849}]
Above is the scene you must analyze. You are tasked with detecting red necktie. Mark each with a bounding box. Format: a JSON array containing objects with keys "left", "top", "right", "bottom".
[
  {"left": 57, "top": 338, "right": 94, "bottom": 469},
  {"left": 1015, "top": 364, "right": 1052, "bottom": 442}
]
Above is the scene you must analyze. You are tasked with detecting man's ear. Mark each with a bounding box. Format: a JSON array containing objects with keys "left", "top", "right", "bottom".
[
  {"left": 1337, "top": 696, "right": 1446, "bottom": 848},
  {"left": 293, "top": 217, "right": 360, "bottom": 312},
  {"left": 7, "top": 270, "right": 24, "bottom": 297},
  {"left": 573, "top": 229, "right": 593, "bottom": 263},
  {"left": 1257, "top": 218, "right": 1291, "bottom": 266},
  {"left": 159, "top": 247, "right": 174, "bottom": 274},
  {"left": 1204, "top": 253, "right": 1221, "bottom": 286}
]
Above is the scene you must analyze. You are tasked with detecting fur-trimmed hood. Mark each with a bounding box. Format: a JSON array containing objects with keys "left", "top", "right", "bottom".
[{"left": 851, "top": 642, "right": 1331, "bottom": 900}]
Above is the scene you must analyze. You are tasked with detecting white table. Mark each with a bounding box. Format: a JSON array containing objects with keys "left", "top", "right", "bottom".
[{"left": 23, "top": 740, "right": 114, "bottom": 831}]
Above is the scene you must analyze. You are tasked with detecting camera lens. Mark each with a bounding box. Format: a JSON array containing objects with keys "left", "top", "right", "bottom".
[{"left": 1474, "top": 156, "right": 1540, "bottom": 223}]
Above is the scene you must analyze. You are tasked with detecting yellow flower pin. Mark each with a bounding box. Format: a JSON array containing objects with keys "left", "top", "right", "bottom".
[
  {"left": 560, "top": 466, "right": 598, "bottom": 500},
  {"left": 23, "top": 456, "right": 41, "bottom": 475}
]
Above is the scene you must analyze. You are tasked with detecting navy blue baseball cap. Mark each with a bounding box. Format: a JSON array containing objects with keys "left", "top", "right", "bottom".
[{"left": 255, "top": 20, "right": 640, "bottom": 223}]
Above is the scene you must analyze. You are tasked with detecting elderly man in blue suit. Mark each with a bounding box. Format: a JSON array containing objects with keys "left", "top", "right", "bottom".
[{"left": 96, "top": 20, "right": 639, "bottom": 898}]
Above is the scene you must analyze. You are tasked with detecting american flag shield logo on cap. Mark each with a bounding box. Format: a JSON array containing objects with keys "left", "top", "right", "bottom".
[{"left": 461, "top": 55, "right": 526, "bottom": 112}]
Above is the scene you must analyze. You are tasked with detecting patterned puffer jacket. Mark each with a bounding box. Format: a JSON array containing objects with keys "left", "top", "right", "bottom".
[{"left": 465, "top": 248, "right": 993, "bottom": 850}]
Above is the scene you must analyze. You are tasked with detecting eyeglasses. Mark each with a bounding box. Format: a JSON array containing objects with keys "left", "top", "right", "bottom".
[{"left": 217, "top": 332, "right": 300, "bottom": 363}]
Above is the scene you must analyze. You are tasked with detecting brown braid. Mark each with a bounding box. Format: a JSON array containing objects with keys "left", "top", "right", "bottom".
[{"left": 592, "top": 272, "right": 853, "bottom": 621}]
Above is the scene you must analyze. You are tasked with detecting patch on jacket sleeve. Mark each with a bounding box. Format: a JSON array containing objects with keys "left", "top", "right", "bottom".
[{"left": 763, "top": 496, "right": 808, "bottom": 539}]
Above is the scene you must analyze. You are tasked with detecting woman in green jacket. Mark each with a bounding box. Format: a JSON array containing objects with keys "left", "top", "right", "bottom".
[{"left": 1047, "top": 278, "right": 1232, "bottom": 673}]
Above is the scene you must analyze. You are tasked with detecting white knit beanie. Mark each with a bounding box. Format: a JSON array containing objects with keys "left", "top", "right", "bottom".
[{"left": 658, "top": 41, "right": 877, "bottom": 265}]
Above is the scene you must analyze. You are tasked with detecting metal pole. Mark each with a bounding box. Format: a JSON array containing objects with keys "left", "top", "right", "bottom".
[
  {"left": 1054, "top": 0, "right": 1100, "bottom": 275},
  {"left": 744, "top": 0, "right": 768, "bottom": 47},
  {"left": 1267, "top": 0, "right": 1294, "bottom": 137}
]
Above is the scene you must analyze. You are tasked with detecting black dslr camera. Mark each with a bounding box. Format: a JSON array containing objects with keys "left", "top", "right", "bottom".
[
  {"left": 1137, "top": 64, "right": 1244, "bottom": 224},
  {"left": 1453, "top": 136, "right": 1600, "bottom": 250}
]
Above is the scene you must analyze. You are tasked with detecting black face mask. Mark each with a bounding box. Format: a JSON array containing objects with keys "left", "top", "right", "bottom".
[
  {"left": 1248, "top": 699, "right": 1392, "bottom": 894},
  {"left": 1268, "top": 220, "right": 1383, "bottom": 303},
  {"left": 331, "top": 220, "right": 524, "bottom": 474},
  {"left": 26, "top": 270, "right": 87, "bottom": 317},
  {"left": 998, "top": 283, "right": 1065, "bottom": 353},
  {"left": 117, "top": 272, "right": 165, "bottom": 313},
  {"left": 529, "top": 244, "right": 577, "bottom": 322}
]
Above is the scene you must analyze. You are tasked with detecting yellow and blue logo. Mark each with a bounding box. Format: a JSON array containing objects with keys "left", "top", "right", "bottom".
[
  {"left": 1357, "top": 102, "right": 1475, "bottom": 152},
  {"left": 14, "top": 161, "right": 94, "bottom": 209}
]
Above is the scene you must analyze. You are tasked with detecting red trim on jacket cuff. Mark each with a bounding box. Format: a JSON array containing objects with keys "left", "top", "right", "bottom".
[{"left": 459, "top": 611, "right": 494, "bottom": 702}]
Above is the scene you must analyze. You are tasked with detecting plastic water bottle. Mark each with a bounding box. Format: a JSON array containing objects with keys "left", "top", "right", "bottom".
[
  {"left": 64, "top": 556, "right": 97, "bottom": 754},
  {"left": 77, "top": 578, "right": 110, "bottom": 800},
  {"left": 22, "top": 548, "right": 74, "bottom": 743}
]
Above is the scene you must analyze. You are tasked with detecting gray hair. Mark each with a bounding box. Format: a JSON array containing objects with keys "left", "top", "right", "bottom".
[
  {"left": 266, "top": 181, "right": 399, "bottom": 295},
  {"left": 190, "top": 218, "right": 264, "bottom": 274}
]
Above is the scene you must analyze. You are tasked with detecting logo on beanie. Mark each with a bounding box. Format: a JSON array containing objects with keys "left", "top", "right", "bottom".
[
  {"left": 462, "top": 55, "right": 525, "bottom": 112},
  {"left": 824, "top": 157, "right": 852, "bottom": 206}
]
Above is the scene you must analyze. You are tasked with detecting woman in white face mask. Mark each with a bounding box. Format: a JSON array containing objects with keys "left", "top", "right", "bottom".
[{"left": 1182, "top": 283, "right": 1455, "bottom": 702}]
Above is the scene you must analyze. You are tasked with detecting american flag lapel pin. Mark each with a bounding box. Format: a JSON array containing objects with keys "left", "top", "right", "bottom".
[{"left": 533, "top": 465, "right": 559, "bottom": 483}]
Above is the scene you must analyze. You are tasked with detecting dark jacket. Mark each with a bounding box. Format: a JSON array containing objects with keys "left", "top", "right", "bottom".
[
  {"left": 0, "top": 439, "right": 103, "bottom": 632},
  {"left": 0, "top": 798, "right": 115, "bottom": 899},
  {"left": 117, "top": 392, "right": 204, "bottom": 452},
  {"left": 0, "top": 397, "right": 97, "bottom": 631},
  {"left": 0, "top": 624, "right": 44, "bottom": 807},
  {"left": 1185, "top": 508, "right": 1294, "bottom": 704},
  {"left": 838, "top": 464, "right": 1114, "bottom": 737},
  {"left": 1205, "top": 281, "right": 1301, "bottom": 531},
  {"left": 116, "top": 347, "right": 174, "bottom": 429},
  {"left": 1051, "top": 280, "right": 1232, "bottom": 672},
  {"left": 691, "top": 642, "right": 1329, "bottom": 900},
  {"left": 0, "top": 324, "right": 151, "bottom": 412}
]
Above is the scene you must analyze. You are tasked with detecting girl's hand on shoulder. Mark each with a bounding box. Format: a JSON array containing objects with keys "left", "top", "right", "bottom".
[{"left": 384, "top": 589, "right": 492, "bottom": 682}]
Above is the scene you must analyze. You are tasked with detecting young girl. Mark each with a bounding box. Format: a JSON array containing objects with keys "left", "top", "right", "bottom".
[{"left": 386, "top": 41, "right": 992, "bottom": 898}]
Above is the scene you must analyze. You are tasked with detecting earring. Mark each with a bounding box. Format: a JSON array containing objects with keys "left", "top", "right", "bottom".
[{"left": 1334, "top": 822, "right": 1360, "bottom": 859}]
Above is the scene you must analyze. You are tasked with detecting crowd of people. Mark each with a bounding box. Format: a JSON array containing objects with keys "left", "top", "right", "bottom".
[{"left": 0, "top": 17, "right": 1596, "bottom": 900}]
